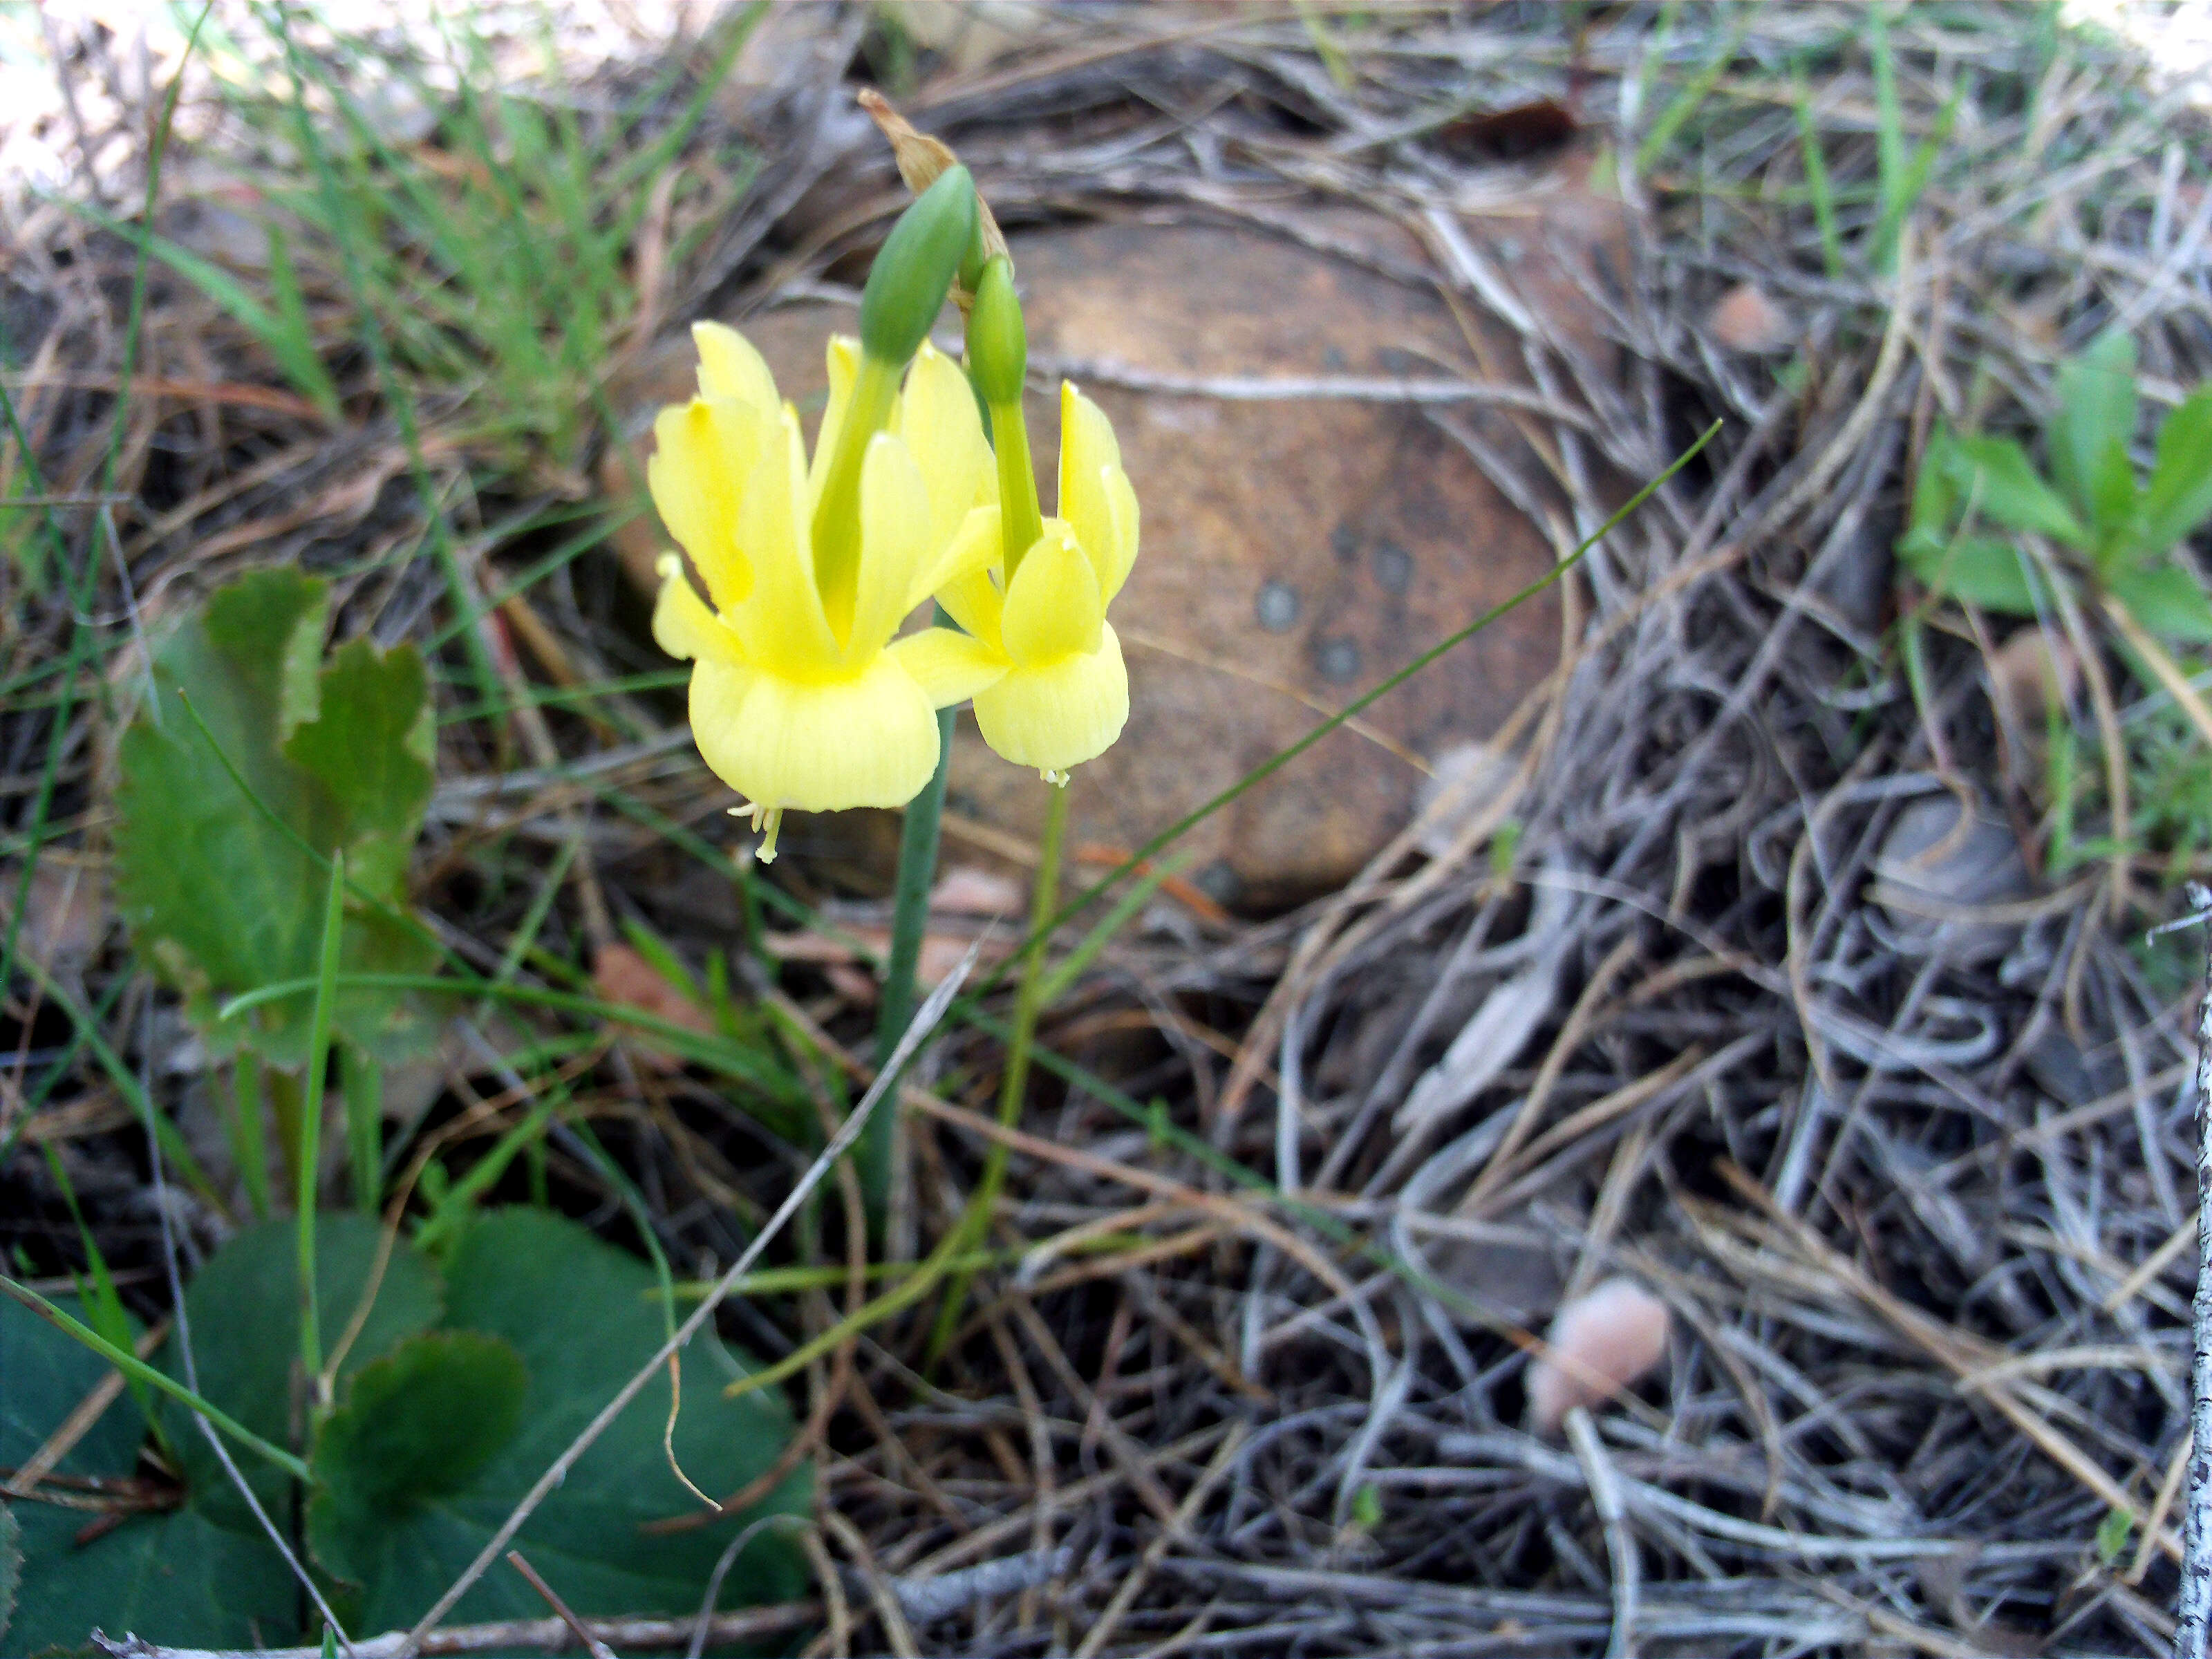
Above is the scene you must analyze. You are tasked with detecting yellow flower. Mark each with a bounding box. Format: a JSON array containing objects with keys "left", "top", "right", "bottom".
[
  {"left": 936, "top": 382, "right": 1138, "bottom": 782},
  {"left": 648, "top": 323, "right": 1005, "bottom": 858}
]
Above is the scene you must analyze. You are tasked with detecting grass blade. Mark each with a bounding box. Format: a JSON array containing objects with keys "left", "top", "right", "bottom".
[
  {"left": 0, "top": 1275, "right": 311, "bottom": 1482},
  {"left": 1792, "top": 72, "right": 1844, "bottom": 279}
]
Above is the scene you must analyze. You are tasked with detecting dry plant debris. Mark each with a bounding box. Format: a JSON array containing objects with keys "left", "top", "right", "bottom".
[{"left": 5, "top": 3, "right": 2212, "bottom": 1655}]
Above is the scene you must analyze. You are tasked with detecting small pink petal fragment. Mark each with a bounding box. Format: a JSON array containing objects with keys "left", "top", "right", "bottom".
[
  {"left": 1708, "top": 283, "right": 1792, "bottom": 354},
  {"left": 1527, "top": 1277, "right": 1671, "bottom": 1435}
]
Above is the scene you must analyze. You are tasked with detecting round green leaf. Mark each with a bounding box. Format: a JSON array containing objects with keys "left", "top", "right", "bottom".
[
  {"left": 330, "top": 1209, "right": 809, "bottom": 1631},
  {"left": 161, "top": 1215, "right": 442, "bottom": 1535},
  {"left": 1, "top": 1293, "right": 293, "bottom": 1650},
  {"left": 308, "top": 1331, "right": 527, "bottom": 1588}
]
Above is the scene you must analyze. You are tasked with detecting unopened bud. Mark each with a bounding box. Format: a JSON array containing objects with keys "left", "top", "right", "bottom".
[
  {"left": 966, "top": 257, "right": 1027, "bottom": 406},
  {"left": 859, "top": 165, "right": 977, "bottom": 367}
]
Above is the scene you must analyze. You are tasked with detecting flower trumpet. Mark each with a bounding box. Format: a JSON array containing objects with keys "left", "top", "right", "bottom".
[
  {"left": 940, "top": 270, "right": 1138, "bottom": 784},
  {"left": 648, "top": 324, "right": 1004, "bottom": 859}
]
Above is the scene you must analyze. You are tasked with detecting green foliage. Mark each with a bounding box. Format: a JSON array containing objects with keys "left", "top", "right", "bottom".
[
  {"left": 306, "top": 1331, "right": 529, "bottom": 1586},
  {"left": 158, "top": 1213, "right": 442, "bottom": 1535},
  {"left": 2043, "top": 655, "right": 2212, "bottom": 885},
  {"left": 4, "top": 1212, "right": 805, "bottom": 1648},
  {"left": 156, "top": 8, "right": 760, "bottom": 475},
  {"left": 0, "top": 1501, "right": 19, "bottom": 1646},
  {"left": 1897, "top": 330, "right": 2212, "bottom": 631},
  {"left": 113, "top": 569, "right": 440, "bottom": 1067},
  {"left": 2096, "top": 1504, "right": 2133, "bottom": 1563},
  {"left": 320, "top": 1210, "right": 809, "bottom": 1629},
  {"left": 1, "top": 1291, "right": 294, "bottom": 1652}
]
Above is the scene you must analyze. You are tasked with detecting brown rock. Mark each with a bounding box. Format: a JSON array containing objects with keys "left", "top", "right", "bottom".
[{"left": 606, "top": 181, "right": 1625, "bottom": 903}]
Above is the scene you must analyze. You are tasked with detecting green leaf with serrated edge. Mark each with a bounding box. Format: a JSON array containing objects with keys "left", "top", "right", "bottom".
[
  {"left": 2141, "top": 388, "right": 2212, "bottom": 556},
  {"left": 113, "top": 570, "right": 441, "bottom": 1065},
  {"left": 315, "top": 1210, "right": 807, "bottom": 1631},
  {"left": 1897, "top": 529, "right": 2045, "bottom": 615},
  {"left": 2050, "top": 330, "right": 2139, "bottom": 531},
  {"left": 283, "top": 638, "right": 435, "bottom": 895},
  {"left": 1, "top": 1293, "right": 293, "bottom": 1651},
  {"left": 1941, "top": 435, "right": 2089, "bottom": 547},
  {"left": 157, "top": 1215, "right": 441, "bottom": 1537},
  {"left": 307, "top": 1331, "right": 527, "bottom": 1588},
  {"left": 2110, "top": 563, "right": 2212, "bottom": 642}
]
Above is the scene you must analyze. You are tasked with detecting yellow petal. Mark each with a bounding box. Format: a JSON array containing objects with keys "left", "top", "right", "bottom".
[
  {"left": 691, "top": 321, "right": 778, "bottom": 413},
  {"left": 847, "top": 431, "right": 932, "bottom": 657},
  {"left": 999, "top": 523, "right": 1105, "bottom": 666},
  {"left": 652, "top": 554, "right": 744, "bottom": 664},
  {"left": 890, "top": 626, "right": 1008, "bottom": 707},
  {"left": 728, "top": 408, "right": 839, "bottom": 675},
  {"left": 897, "top": 341, "right": 995, "bottom": 553},
  {"left": 646, "top": 397, "right": 759, "bottom": 610},
  {"left": 1058, "top": 382, "right": 1133, "bottom": 595},
  {"left": 908, "top": 503, "right": 1004, "bottom": 615},
  {"left": 1098, "top": 461, "right": 1139, "bottom": 603},
  {"left": 695, "top": 655, "right": 942, "bottom": 812},
  {"left": 935, "top": 568, "right": 1005, "bottom": 652},
  {"left": 807, "top": 335, "right": 863, "bottom": 504},
  {"left": 972, "top": 623, "right": 1128, "bottom": 774}
]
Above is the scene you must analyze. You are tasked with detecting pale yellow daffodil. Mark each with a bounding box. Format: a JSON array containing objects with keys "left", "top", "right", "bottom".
[
  {"left": 935, "top": 382, "right": 1138, "bottom": 782},
  {"left": 648, "top": 323, "right": 1004, "bottom": 858}
]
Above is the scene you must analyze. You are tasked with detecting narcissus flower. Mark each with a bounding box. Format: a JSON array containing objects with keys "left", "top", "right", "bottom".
[
  {"left": 650, "top": 324, "right": 1004, "bottom": 859},
  {"left": 935, "top": 381, "right": 1138, "bottom": 782}
]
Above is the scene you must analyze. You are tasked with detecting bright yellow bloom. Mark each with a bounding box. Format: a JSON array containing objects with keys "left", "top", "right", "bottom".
[
  {"left": 649, "top": 323, "right": 1005, "bottom": 858},
  {"left": 936, "top": 382, "right": 1138, "bottom": 782}
]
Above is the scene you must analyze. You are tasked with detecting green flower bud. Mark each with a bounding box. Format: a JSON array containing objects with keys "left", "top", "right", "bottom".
[
  {"left": 966, "top": 256, "right": 1027, "bottom": 407},
  {"left": 859, "top": 165, "right": 977, "bottom": 366}
]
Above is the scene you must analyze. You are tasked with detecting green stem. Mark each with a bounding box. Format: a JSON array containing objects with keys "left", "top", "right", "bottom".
[
  {"left": 924, "top": 779, "right": 1068, "bottom": 1363},
  {"left": 809, "top": 352, "right": 901, "bottom": 637},
  {"left": 869, "top": 698, "right": 956, "bottom": 1231},
  {"left": 297, "top": 852, "right": 346, "bottom": 1398},
  {"left": 990, "top": 398, "right": 1044, "bottom": 572},
  {"left": 341, "top": 1044, "right": 382, "bottom": 1211}
]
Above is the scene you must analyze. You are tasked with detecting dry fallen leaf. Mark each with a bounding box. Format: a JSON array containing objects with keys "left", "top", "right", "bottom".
[
  {"left": 1526, "top": 1277, "right": 1671, "bottom": 1434},
  {"left": 0, "top": 863, "right": 106, "bottom": 973},
  {"left": 592, "top": 942, "right": 716, "bottom": 1071}
]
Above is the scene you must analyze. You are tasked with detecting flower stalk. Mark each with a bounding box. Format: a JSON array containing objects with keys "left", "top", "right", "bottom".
[{"left": 926, "top": 776, "right": 1067, "bottom": 1364}]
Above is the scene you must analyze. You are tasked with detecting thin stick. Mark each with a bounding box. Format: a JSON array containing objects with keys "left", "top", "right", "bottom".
[
  {"left": 89, "top": 1604, "right": 818, "bottom": 1659},
  {"left": 1565, "top": 1407, "right": 1640, "bottom": 1659},
  {"left": 504, "top": 1553, "right": 615, "bottom": 1659},
  {"left": 397, "top": 948, "right": 980, "bottom": 1653},
  {"left": 2163, "top": 882, "right": 2212, "bottom": 1657}
]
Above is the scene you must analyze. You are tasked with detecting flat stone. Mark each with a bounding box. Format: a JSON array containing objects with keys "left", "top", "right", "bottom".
[{"left": 605, "top": 176, "right": 1626, "bottom": 903}]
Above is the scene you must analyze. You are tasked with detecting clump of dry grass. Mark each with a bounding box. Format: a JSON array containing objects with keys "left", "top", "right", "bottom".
[{"left": 6, "top": 4, "right": 2212, "bottom": 1656}]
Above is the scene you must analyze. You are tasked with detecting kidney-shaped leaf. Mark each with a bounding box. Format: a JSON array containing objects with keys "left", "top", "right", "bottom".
[
  {"left": 311, "top": 1210, "right": 809, "bottom": 1631},
  {"left": 1, "top": 1293, "right": 293, "bottom": 1652},
  {"left": 308, "top": 1331, "right": 527, "bottom": 1588},
  {"left": 160, "top": 1214, "right": 442, "bottom": 1537}
]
